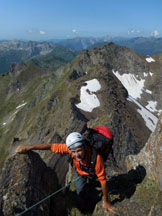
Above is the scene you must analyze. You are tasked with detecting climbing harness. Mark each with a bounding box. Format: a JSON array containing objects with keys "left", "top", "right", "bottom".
[{"left": 15, "top": 176, "right": 81, "bottom": 216}]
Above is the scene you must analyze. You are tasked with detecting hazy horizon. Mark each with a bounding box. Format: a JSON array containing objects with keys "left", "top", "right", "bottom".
[
  {"left": 0, "top": 0, "right": 162, "bottom": 41},
  {"left": 0, "top": 35, "right": 161, "bottom": 43}
]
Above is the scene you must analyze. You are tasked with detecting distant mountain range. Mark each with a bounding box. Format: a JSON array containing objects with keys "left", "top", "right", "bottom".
[
  {"left": 57, "top": 36, "right": 162, "bottom": 55},
  {"left": 0, "top": 40, "right": 78, "bottom": 74},
  {"left": 57, "top": 35, "right": 126, "bottom": 50},
  {"left": 1, "top": 36, "right": 162, "bottom": 75}
]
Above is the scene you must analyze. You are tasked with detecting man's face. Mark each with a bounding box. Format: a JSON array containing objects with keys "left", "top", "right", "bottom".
[{"left": 71, "top": 146, "right": 85, "bottom": 162}]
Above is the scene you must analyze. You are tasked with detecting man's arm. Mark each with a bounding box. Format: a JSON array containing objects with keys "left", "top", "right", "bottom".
[
  {"left": 16, "top": 144, "right": 51, "bottom": 153},
  {"left": 95, "top": 154, "right": 116, "bottom": 212},
  {"left": 101, "top": 181, "right": 116, "bottom": 212}
]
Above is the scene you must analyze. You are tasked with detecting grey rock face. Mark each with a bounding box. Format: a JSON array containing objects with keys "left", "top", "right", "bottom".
[
  {"left": 75, "top": 43, "right": 161, "bottom": 117},
  {"left": 126, "top": 113, "right": 162, "bottom": 189},
  {"left": 9, "top": 62, "right": 26, "bottom": 77},
  {"left": 0, "top": 151, "right": 58, "bottom": 216}
]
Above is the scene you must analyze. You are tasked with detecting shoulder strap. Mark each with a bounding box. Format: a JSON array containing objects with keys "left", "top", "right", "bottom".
[
  {"left": 89, "top": 148, "right": 97, "bottom": 175},
  {"left": 67, "top": 155, "right": 73, "bottom": 167}
]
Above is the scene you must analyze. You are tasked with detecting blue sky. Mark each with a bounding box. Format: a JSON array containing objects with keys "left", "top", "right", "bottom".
[{"left": 0, "top": 0, "right": 162, "bottom": 40}]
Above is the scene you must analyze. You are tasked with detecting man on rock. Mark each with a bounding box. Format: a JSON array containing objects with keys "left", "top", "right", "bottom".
[{"left": 16, "top": 132, "right": 116, "bottom": 213}]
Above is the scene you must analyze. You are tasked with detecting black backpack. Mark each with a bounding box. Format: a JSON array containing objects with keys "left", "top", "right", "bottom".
[{"left": 84, "top": 126, "right": 113, "bottom": 176}]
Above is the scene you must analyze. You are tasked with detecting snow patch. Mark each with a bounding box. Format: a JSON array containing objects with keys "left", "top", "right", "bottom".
[
  {"left": 149, "top": 72, "right": 153, "bottom": 76},
  {"left": 146, "top": 101, "right": 158, "bottom": 112},
  {"left": 157, "top": 111, "right": 162, "bottom": 116},
  {"left": 143, "top": 72, "right": 148, "bottom": 77},
  {"left": 112, "top": 70, "right": 145, "bottom": 99},
  {"left": 2, "top": 102, "right": 27, "bottom": 127},
  {"left": 16, "top": 102, "right": 27, "bottom": 109},
  {"left": 146, "top": 101, "right": 162, "bottom": 114},
  {"left": 3, "top": 195, "right": 7, "bottom": 201},
  {"left": 76, "top": 79, "right": 101, "bottom": 112},
  {"left": 128, "top": 96, "right": 158, "bottom": 132},
  {"left": 146, "top": 57, "right": 155, "bottom": 63},
  {"left": 145, "top": 89, "right": 152, "bottom": 94}
]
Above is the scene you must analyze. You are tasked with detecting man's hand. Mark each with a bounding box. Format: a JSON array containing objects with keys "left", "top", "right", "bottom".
[
  {"left": 16, "top": 144, "right": 51, "bottom": 153},
  {"left": 101, "top": 182, "right": 116, "bottom": 213},
  {"left": 103, "top": 201, "right": 116, "bottom": 213},
  {"left": 16, "top": 145, "right": 30, "bottom": 153}
]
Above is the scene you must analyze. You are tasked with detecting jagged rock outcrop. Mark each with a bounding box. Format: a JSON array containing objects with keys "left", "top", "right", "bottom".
[
  {"left": 125, "top": 113, "right": 162, "bottom": 189},
  {"left": 9, "top": 62, "right": 26, "bottom": 77},
  {"left": 72, "top": 43, "right": 162, "bottom": 116},
  {"left": 0, "top": 151, "right": 60, "bottom": 216}
]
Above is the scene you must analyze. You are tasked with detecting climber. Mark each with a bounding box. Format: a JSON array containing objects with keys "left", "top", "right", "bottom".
[{"left": 16, "top": 132, "right": 116, "bottom": 213}]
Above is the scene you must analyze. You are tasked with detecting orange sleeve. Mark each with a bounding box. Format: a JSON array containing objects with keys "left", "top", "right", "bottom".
[
  {"left": 95, "top": 154, "right": 107, "bottom": 184},
  {"left": 51, "top": 143, "right": 71, "bottom": 154}
]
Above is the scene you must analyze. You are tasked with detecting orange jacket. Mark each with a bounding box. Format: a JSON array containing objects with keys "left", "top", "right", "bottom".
[{"left": 51, "top": 143, "right": 106, "bottom": 184}]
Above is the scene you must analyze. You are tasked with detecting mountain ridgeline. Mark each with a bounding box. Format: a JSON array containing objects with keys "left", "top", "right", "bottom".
[
  {"left": 58, "top": 36, "right": 162, "bottom": 55},
  {"left": 0, "top": 40, "right": 79, "bottom": 74},
  {"left": 0, "top": 43, "right": 162, "bottom": 215},
  {"left": 1, "top": 36, "right": 162, "bottom": 75}
]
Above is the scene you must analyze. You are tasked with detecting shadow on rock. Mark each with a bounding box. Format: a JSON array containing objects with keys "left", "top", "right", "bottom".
[
  {"left": 64, "top": 181, "right": 102, "bottom": 214},
  {"left": 107, "top": 165, "right": 146, "bottom": 204}
]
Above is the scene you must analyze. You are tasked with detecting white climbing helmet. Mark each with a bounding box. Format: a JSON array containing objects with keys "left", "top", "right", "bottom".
[{"left": 66, "top": 132, "right": 84, "bottom": 149}]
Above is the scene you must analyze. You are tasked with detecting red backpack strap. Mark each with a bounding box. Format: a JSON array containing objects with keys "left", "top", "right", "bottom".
[{"left": 93, "top": 126, "right": 113, "bottom": 139}]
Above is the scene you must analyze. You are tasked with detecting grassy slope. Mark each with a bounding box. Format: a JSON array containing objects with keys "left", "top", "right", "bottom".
[{"left": 0, "top": 51, "right": 80, "bottom": 170}]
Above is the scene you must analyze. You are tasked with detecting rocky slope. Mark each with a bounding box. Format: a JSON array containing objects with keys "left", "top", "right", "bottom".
[
  {"left": 0, "top": 115, "right": 161, "bottom": 216},
  {"left": 126, "top": 113, "right": 162, "bottom": 190},
  {"left": 0, "top": 152, "right": 56, "bottom": 216},
  {"left": 0, "top": 42, "right": 161, "bottom": 215},
  {"left": 103, "top": 113, "right": 162, "bottom": 216},
  {"left": 0, "top": 151, "right": 68, "bottom": 216}
]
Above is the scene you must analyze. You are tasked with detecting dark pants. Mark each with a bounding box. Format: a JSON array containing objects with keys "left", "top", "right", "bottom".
[
  {"left": 75, "top": 171, "right": 100, "bottom": 210},
  {"left": 75, "top": 171, "right": 97, "bottom": 194}
]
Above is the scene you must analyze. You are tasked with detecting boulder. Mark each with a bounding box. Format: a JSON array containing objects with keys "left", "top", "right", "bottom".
[
  {"left": 0, "top": 151, "right": 58, "bottom": 216},
  {"left": 125, "top": 113, "right": 162, "bottom": 189}
]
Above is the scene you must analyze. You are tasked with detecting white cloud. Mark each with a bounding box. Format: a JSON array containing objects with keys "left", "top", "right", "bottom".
[
  {"left": 27, "top": 29, "right": 46, "bottom": 36},
  {"left": 72, "top": 29, "right": 78, "bottom": 34},
  {"left": 40, "top": 30, "right": 46, "bottom": 35},
  {"left": 28, "top": 29, "right": 35, "bottom": 34},
  {"left": 128, "top": 29, "right": 142, "bottom": 35},
  {"left": 151, "top": 30, "right": 160, "bottom": 37}
]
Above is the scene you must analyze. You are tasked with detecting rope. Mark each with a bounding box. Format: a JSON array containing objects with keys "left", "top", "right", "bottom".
[{"left": 15, "top": 176, "right": 81, "bottom": 216}]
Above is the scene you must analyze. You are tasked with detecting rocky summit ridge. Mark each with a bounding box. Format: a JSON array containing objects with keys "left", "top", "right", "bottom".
[{"left": 0, "top": 42, "right": 161, "bottom": 215}]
